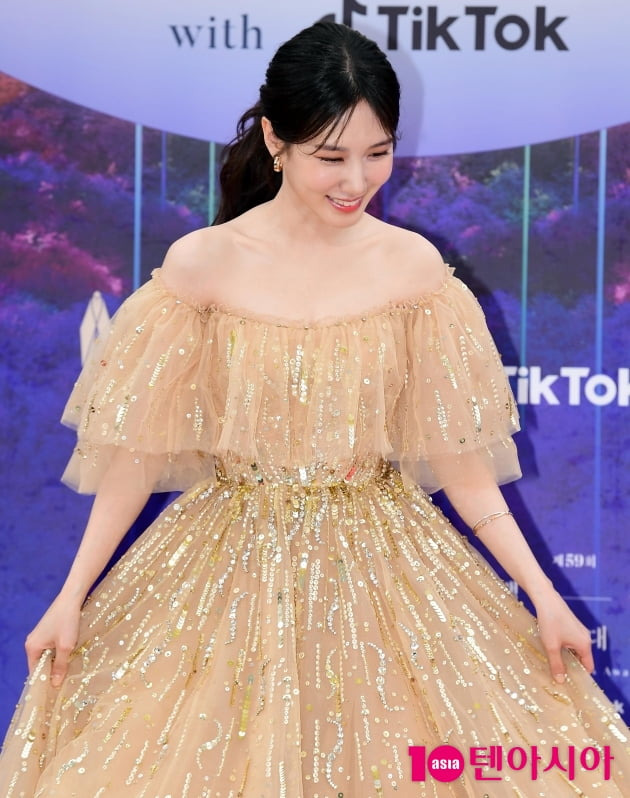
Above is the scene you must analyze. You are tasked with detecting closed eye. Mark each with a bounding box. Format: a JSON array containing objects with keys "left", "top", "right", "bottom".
[{"left": 318, "top": 151, "right": 391, "bottom": 164}]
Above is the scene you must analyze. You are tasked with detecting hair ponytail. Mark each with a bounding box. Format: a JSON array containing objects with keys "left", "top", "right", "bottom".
[
  {"left": 213, "top": 22, "right": 399, "bottom": 225},
  {"left": 213, "top": 101, "right": 280, "bottom": 225}
]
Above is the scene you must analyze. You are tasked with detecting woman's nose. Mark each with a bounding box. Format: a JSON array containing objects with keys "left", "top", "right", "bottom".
[{"left": 340, "top": 159, "right": 368, "bottom": 196}]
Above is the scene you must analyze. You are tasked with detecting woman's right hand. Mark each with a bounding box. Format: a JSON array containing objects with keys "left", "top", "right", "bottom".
[{"left": 25, "top": 595, "right": 82, "bottom": 688}]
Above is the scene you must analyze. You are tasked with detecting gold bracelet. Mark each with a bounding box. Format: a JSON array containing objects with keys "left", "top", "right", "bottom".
[{"left": 471, "top": 510, "right": 513, "bottom": 535}]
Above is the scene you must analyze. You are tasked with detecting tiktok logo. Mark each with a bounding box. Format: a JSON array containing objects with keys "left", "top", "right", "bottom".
[{"left": 322, "top": 2, "right": 569, "bottom": 51}]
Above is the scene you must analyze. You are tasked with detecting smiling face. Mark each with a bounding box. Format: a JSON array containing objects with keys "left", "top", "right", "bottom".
[{"left": 262, "top": 101, "right": 394, "bottom": 230}]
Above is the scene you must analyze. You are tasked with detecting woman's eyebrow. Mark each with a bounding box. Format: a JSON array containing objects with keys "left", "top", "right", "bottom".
[{"left": 317, "top": 138, "right": 394, "bottom": 152}]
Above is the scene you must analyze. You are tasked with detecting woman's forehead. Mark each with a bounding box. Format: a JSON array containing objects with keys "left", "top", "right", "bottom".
[{"left": 310, "top": 102, "right": 390, "bottom": 150}]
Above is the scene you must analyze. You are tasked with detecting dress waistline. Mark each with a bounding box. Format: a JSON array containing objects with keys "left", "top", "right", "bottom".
[{"left": 213, "top": 454, "right": 393, "bottom": 490}]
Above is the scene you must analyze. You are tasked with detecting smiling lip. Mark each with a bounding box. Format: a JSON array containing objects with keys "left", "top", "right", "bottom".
[{"left": 326, "top": 196, "right": 364, "bottom": 213}]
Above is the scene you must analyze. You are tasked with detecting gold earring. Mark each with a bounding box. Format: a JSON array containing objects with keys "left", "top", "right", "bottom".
[{"left": 273, "top": 155, "right": 283, "bottom": 173}]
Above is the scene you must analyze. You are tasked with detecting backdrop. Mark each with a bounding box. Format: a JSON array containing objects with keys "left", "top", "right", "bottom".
[{"left": 0, "top": 1, "right": 628, "bottom": 739}]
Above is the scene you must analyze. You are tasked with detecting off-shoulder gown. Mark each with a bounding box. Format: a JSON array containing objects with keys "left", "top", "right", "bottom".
[{"left": 1, "top": 266, "right": 628, "bottom": 796}]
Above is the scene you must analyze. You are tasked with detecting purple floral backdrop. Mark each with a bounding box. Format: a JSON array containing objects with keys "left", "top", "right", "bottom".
[{"left": 0, "top": 74, "right": 628, "bottom": 736}]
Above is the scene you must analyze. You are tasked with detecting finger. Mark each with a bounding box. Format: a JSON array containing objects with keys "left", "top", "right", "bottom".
[
  {"left": 572, "top": 642, "right": 595, "bottom": 674},
  {"left": 50, "top": 646, "right": 71, "bottom": 688},
  {"left": 25, "top": 636, "right": 48, "bottom": 675},
  {"left": 545, "top": 646, "right": 567, "bottom": 684},
  {"left": 563, "top": 629, "right": 595, "bottom": 673},
  {"left": 26, "top": 649, "right": 40, "bottom": 675}
]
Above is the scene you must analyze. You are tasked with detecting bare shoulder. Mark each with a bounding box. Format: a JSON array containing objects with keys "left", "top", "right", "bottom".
[
  {"left": 159, "top": 225, "right": 231, "bottom": 299},
  {"left": 372, "top": 220, "right": 448, "bottom": 295}
]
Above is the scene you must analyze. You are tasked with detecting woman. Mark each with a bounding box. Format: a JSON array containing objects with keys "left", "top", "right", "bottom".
[{"left": 1, "top": 20, "right": 628, "bottom": 797}]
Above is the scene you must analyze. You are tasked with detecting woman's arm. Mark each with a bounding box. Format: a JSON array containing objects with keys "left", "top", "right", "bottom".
[
  {"left": 443, "top": 474, "right": 594, "bottom": 684},
  {"left": 25, "top": 448, "right": 154, "bottom": 686}
]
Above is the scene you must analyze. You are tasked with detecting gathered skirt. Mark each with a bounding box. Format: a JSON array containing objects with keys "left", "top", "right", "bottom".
[{"left": 1, "top": 459, "right": 628, "bottom": 797}]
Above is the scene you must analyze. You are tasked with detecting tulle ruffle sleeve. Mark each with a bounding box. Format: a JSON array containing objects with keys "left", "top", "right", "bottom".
[
  {"left": 389, "top": 270, "right": 521, "bottom": 493},
  {"left": 60, "top": 264, "right": 520, "bottom": 496},
  {"left": 61, "top": 274, "right": 218, "bottom": 493}
]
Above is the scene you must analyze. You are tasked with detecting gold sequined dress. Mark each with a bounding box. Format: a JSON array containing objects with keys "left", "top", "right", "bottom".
[{"left": 1, "top": 266, "right": 628, "bottom": 797}]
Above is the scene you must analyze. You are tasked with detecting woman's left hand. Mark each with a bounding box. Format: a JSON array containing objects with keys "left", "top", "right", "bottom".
[{"left": 533, "top": 590, "right": 594, "bottom": 683}]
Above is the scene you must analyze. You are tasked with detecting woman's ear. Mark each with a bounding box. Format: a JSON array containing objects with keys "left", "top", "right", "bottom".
[{"left": 261, "top": 116, "right": 284, "bottom": 158}]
